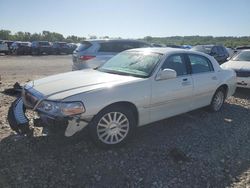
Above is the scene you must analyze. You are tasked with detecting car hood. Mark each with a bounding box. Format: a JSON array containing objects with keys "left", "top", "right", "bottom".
[
  {"left": 26, "top": 69, "right": 142, "bottom": 100},
  {"left": 221, "top": 61, "right": 250, "bottom": 71}
]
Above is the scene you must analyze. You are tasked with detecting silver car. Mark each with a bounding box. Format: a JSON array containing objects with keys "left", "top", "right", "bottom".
[{"left": 72, "top": 39, "right": 151, "bottom": 70}]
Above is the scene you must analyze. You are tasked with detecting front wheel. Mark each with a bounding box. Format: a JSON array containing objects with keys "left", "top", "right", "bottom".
[
  {"left": 89, "top": 105, "right": 136, "bottom": 147},
  {"left": 209, "top": 88, "right": 226, "bottom": 112}
]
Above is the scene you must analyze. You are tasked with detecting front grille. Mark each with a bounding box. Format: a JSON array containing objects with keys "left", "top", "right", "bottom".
[{"left": 235, "top": 71, "right": 250, "bottom": 77}]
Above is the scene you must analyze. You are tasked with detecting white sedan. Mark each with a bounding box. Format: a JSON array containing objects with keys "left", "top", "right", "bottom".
[
  {"left": 8, "top": 48, "right": 236, "bottom": 147},
  {"left": 221, "top": 50, "right": 250, "bottom": 88}
]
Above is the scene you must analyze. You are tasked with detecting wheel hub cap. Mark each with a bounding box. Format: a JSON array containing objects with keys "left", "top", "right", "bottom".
[{"left": 97, "top": 112, "right": 129, "bottom": 144}]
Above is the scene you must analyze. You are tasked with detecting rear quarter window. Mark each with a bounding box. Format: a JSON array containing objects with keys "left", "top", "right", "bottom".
[{"left": 76, "top": 42, "right": 92, "bottom": 52}]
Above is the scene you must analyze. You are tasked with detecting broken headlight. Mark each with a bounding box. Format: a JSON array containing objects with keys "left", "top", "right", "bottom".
[{"left": 37, "top": 100, "right": 85, "bottom": 116}]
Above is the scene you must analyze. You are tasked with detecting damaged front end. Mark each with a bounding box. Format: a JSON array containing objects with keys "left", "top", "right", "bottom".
[{"left": 7, "top": 85, "right": 90, "bottom": 137}]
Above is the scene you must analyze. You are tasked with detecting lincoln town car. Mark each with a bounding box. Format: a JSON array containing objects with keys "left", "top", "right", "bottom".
[{"left": 8, "top": 48, "right": 236, "bottom": 147}]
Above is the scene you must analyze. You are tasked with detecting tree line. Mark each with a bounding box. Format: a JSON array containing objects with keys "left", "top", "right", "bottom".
[
  {"left": 0, "top": 30, "right": 86, "bottom": 43},
  {"left": 143, "top": 36, "right": 250, "bottom": 48},
  {"left": 1, "top": 29, "right": 250, "bottom": 47}
]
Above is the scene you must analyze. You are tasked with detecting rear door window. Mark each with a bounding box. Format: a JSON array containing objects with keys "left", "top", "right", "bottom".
[
  {"left": 188, "top": 54, "right": 214, "bottom": 74},
  {"left": 116, "top": 42, "right": 137, "bottom": 52},
  {"left": 99, "top": 42, "right": 116, "bottom": 52}
]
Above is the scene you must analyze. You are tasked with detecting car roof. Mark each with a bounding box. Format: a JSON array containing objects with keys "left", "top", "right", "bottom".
[{"left": 126, "top": 47, "right": 192, "bottom": 54}]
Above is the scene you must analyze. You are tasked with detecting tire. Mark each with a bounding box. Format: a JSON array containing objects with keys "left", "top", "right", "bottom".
[
  {"left": 89, "top": 105, "right": 136, "bottom": 148},
  {"left": 209, "top": 88, "right": 226, "bottom": 112}
]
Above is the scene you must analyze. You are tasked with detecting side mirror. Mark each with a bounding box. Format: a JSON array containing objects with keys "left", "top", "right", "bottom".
[{"left": 156, "top": 68, "right": 177, "bottom": 80}]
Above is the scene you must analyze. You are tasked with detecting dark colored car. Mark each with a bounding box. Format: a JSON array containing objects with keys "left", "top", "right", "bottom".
[
  {"left": 67, "top": 43, "right": 78, "bottom": 54},
  {"left": 192, "top": 45, "right": 229, "bottom": 64},
  {"left": 10, "top": 41, "right": 31, "bottom": 55},
  {"left": 52, "top": 42, "right": 70, "bottom": 54},
  {"left": 31, "top": 41, "right": 52, "bottom": 55}
]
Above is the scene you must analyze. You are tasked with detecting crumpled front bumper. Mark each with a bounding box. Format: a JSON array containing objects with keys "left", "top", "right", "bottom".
[
  {"left": 7, "top": 98, "right": 32, "bottom": 135},
  {"left": 8, "top": 97, "right": 90, "bottom": 137}
]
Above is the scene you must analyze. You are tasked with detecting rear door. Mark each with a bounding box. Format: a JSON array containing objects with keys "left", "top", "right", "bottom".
[
  {"left": 187, "top": 53, "right": 219, "bottom": 108},
  {"left": 150, "top": 53, "right": 194, "bottom": 122}
]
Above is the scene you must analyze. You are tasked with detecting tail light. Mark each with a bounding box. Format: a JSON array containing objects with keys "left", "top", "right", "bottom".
[{"left": 79, "top": 55, "right": 96, "bottom": 61}]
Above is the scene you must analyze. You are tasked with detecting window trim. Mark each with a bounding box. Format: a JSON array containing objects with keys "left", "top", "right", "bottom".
[{"left": 186, "top": 53, "right": 214, "bottom": 75}]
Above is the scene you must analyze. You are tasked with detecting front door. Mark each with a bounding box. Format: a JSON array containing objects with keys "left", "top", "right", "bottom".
[{"left": 150, "top": 54, "right": 193, "bottom": 122}]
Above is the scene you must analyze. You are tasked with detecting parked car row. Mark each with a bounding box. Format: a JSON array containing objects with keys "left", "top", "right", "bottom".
[{"left": 0, "top": 40, "right": 78, "bottom": 55}]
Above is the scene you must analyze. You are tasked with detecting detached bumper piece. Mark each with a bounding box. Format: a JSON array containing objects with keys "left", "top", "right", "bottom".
[{"left": 7, "top": 98, "right": 33, "bottom": 136}]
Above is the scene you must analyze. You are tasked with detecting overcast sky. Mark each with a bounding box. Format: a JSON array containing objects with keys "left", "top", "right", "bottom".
[{"left": 0, "top": 0, "right": 250, "bottom": 38}]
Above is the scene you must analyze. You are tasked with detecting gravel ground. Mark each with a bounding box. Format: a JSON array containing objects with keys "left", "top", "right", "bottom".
[{"left": 0, "top": 55, "right": 250, "bottom": 188}]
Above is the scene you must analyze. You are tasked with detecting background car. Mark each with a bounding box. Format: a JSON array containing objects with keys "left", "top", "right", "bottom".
[
  {"left": 191, "top": 45, "right": 229, "bottom": 64},
  {"left": 235, "top": 45, "right": 250, "bottom": 50},
  {"left": 10, "top": 41, "right": 31, "bottom": 55},
  {"left": 226, "top": 47, "right": 235, "bottom": 57},
  {"left": 221, "top": 50, "right": 250, "bottom": 88},
  {"left": 67, "top": 43, "right": 78, "bottom": 54},
  {"left": 31, "top": 41, "right": 52, "bottom": 55},
  {"left": 0, "top": 40, "right": 9, "bottom": 55},
  {"left": 72, "top": 39, "right": 151, "bottom": 70},
  {"left": 52, "top": 42, "right": 70, "bottom": 54}
]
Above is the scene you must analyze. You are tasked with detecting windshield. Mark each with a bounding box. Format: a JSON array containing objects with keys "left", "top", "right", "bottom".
[
  {"left": 98, "top": 51, "right": 162, "bottom": 78},
  {"left": 232, "top": 51, "right": 250, "bottom": 61}
]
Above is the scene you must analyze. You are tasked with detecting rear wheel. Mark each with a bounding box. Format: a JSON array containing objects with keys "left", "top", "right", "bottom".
[
  {"left": 89, "top": 105, "right": 136, "bottom": 148},
  {"left": 209, "top": 88, "right": 226, "bottom": 112}
]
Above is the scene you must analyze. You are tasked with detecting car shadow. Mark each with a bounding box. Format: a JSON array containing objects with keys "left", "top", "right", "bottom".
[{"left": 0, "top": 100, "right": 249, "bottom": 187}]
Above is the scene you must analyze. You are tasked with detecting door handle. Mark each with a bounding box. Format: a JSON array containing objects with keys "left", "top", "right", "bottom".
[{"left": 182, "top": 78, "right": 188, "bottom": 81}]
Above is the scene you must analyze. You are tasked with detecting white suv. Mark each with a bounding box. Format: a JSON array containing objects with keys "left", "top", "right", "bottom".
[{"left": 0, "top": 40, "right": 9, "bottom": 55}]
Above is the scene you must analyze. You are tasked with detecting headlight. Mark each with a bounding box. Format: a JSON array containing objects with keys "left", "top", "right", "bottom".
[
  {"left": 37, "top": 100, "right": 85, "bottom": 116},
  {"left": 61, "top": 102, "right": 85, "bottom": 116}
]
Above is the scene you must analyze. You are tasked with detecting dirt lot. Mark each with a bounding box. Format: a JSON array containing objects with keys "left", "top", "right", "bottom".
[{"left": 0, "top": 55, "right": 250, "bottom": 188}]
